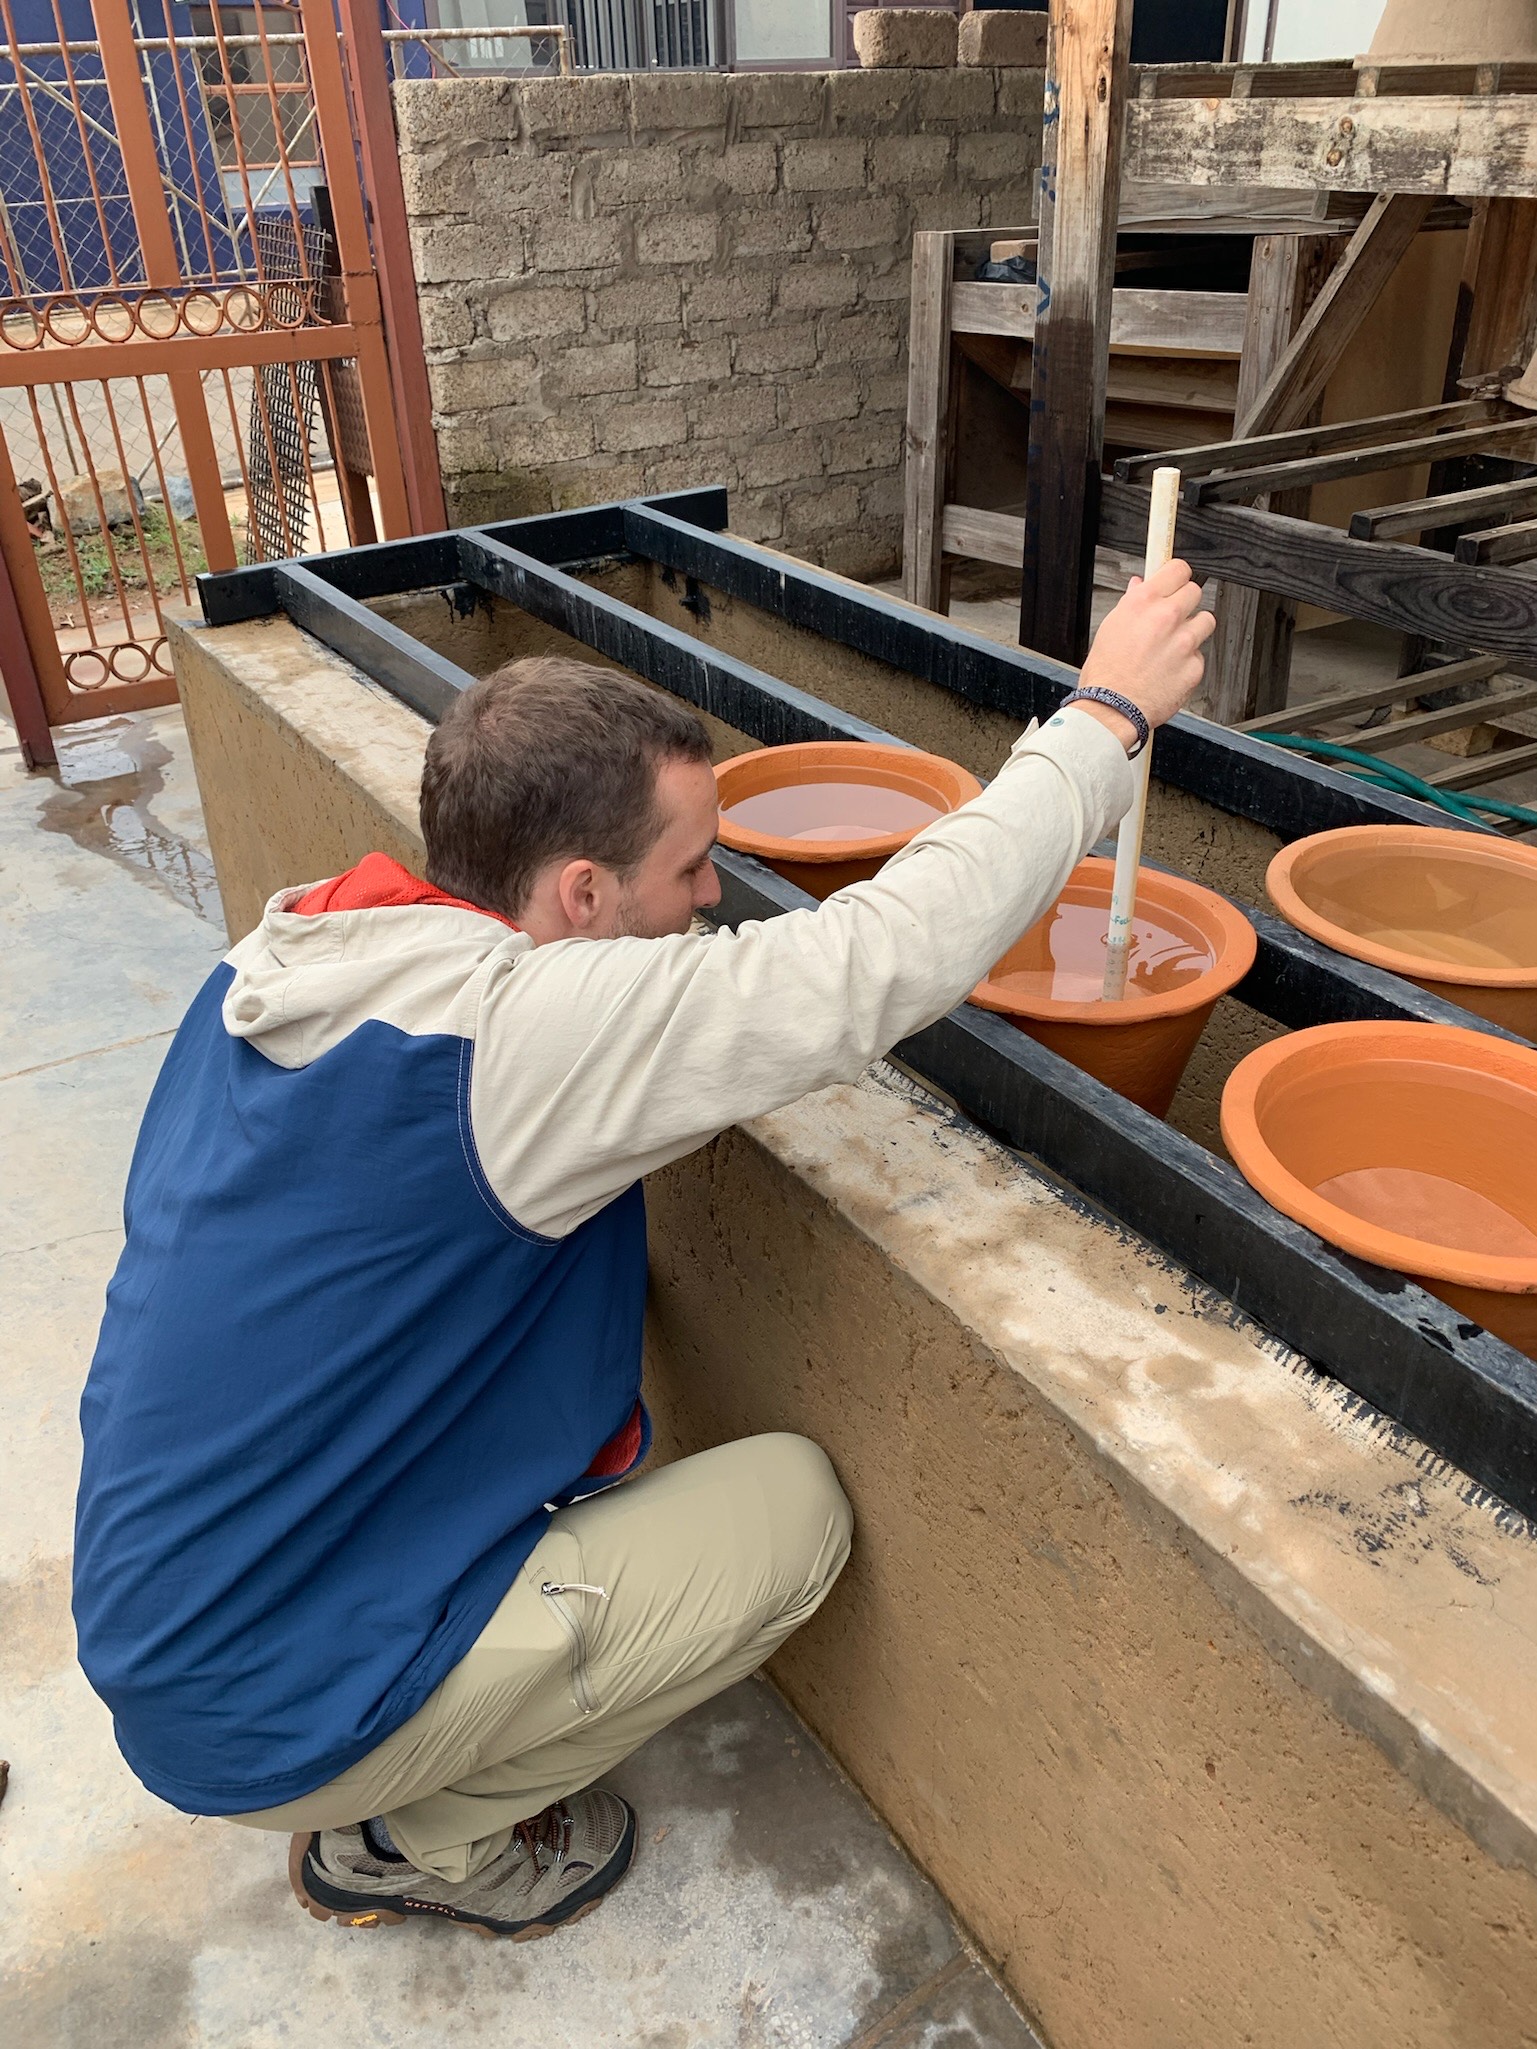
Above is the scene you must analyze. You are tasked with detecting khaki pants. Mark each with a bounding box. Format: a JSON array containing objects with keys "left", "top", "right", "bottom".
[{"left": 231, "top": 1434, "right": 852, "bottom": 1882}]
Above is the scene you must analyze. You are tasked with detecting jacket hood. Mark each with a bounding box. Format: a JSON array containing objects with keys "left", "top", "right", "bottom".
[{"left": 221, "top": 875, "right": 531, "bottom": 1071}]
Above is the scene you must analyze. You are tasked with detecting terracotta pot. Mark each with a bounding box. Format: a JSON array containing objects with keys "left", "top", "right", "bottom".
[
  {"left": 1266, "top": 826, "right": 1537, "bottom": 1039},
  {"left": 1222, "top": 1021, "right": 1537, "bottom": 1358},
  {"left": 969, "top": 858, "right": 1259, "bottom": 1118},
  {"left": 714, "top": 741, "right": 983, "bottom": 900}
]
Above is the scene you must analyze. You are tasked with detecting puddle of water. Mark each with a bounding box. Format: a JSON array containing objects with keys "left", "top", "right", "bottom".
[{"left": 37, "top": 714, "right": 223, "bottom": 926}]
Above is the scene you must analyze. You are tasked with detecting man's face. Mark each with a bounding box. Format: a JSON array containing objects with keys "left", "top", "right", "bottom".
[{"left": 612, "top": 755, "right": 722, "bottom": 939}]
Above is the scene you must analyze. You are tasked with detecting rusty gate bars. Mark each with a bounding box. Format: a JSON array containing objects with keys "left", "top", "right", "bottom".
[
  {"left": 191, "top": 494, "right": 1537, "bottom": 1520},
  {"left": 0, "top": 0, "right": 437, "bottom": 748},
  {"left": 94, "top": 0, "right": 236, "bottom": 569},
  {"left": 337, "top": 0, "right": 446, "bottom": 536}
]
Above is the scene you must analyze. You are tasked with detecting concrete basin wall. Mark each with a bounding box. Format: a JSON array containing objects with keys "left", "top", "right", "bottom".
[{"left": 168, "top": 608, "right": 1537, "bottom": 2047}]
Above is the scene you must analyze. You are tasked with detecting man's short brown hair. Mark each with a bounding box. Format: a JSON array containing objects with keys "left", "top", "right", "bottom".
[{"left": 419, "top": 655, "right": 712, "bottom": 916}]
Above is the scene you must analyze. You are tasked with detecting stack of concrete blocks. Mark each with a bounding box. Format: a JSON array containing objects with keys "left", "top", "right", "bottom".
[{"left": 391, "top": 61, "right": 1043, "bottom": 580}]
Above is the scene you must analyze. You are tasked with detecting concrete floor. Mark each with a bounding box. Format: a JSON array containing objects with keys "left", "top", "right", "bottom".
[{"left": 0, "top": 705, "right": 1041, "bottom": 2049}]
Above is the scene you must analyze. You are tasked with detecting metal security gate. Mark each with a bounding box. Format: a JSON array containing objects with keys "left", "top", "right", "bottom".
[{"left": 0, "top": 0, "right": 436, "bottom": 766}]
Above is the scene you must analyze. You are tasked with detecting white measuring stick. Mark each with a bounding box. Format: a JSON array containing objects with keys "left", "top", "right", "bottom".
[{"left": 1101, "top": 465, "right": 1182, "bottom": 1001}]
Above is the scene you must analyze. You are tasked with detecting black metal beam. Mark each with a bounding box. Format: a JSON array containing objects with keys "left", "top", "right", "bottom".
[
  {"left": 1235, "top": 902, "right": 1526, "bottom": 1044},
  {"left": 620, "top": 503, "right": 1469, "bottom": 841},
  {"left": 456, "top": 532, "right": 908, "bottom": 749},
  {"left": 271, "top": 564, "right": 473, "bottom": 724},
  {"left": 710, "top": 846, "right": 1537, "bottom": 1524},
  {"left": 196, "top": 489, "right": 730, "bottom": 628},
  {"left": 201, "top": 533, "right": 461, "bottom": 627}
]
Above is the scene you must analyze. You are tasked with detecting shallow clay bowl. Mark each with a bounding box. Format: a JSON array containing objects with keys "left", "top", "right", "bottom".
[
  {"left": 1266, "top": 825, "right": 1537, "bottom": 1039},
  {"left": 1221, "top": 1019, "right": 1537, "bottom": 1358},
  {"left": 714, "top": 741, "right": 983, "bottom": 900},
  {"left": 969, "top": 858, "right": 1258, "bottom": 1119}
]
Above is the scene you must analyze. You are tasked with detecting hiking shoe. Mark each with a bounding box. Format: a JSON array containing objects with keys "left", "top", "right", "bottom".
[{"left": 289, "top": 1789, "right": 636, "bottom": 1940}]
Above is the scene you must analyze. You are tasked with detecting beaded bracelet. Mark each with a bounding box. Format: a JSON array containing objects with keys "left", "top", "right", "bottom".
[{"left": 1059, "top": 686, "right": 1151, "bottom": 760}]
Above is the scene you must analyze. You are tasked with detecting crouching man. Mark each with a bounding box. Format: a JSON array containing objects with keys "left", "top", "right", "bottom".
[{"left": 73, "top": 562, "right": 1211, "bottom": 1941}]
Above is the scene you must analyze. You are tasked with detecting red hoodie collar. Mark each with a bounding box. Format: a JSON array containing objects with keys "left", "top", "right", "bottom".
[{"left": 290, "top": 852, "right": 519, "bottom": 929}]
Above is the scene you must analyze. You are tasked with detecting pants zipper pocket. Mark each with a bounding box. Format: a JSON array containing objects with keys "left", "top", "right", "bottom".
[{"left": 540, "top": 1581, "right": 606, "bottom": 1716}]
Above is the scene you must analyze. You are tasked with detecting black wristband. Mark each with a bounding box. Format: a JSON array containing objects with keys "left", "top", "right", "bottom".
[{"left": 1059, "top": 686, "right": 1151, "bottom": 760}]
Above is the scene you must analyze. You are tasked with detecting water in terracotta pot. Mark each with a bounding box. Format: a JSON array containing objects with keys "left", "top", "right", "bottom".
[
  {"left": 970, "top": 858, "right": 1259, "bottom": 1118},
  {"left": 1266, "top": 826, "right": 1537, "bottom": 1038},
  {"left": 1222, "top": 1021, "right": 1537, "bottom": 1358},
  {"left": 721, "top": 781, "right": 944, "bottom": 844},
  {"left": 713, "top": 741, "right": 983, "bottom": 900}
]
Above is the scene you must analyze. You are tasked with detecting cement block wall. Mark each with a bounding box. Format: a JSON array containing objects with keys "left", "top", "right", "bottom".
[
  {"left": 168, "top": 608, "right": 1537, "bottom": 2049},
  {"left": 390, "top": 68, "right": 1043, "bottom": 579}
]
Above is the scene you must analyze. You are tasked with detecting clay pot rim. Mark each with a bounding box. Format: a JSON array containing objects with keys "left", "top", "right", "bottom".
[
  {"left": 1267, "top": 825, "right": 1537, "bottom": 991},
  {"left": 1220, "top": 1020, "right": 1537, "bottom": 1293},
  {"left": 713, "top": 741, "right": 984, "bottom": 866},
  {"left": 969, "top": 856, "right": 1259, "bottom": 1025}
]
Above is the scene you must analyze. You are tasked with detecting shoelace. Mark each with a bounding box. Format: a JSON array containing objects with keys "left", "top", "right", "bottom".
[{"left": 512, "top": 1798, "right": 573, "bottom": 1886}]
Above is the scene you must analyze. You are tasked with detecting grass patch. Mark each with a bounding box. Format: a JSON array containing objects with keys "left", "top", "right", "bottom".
[{"left": 37, "top": 503, "right": 209, "bottom": 612}]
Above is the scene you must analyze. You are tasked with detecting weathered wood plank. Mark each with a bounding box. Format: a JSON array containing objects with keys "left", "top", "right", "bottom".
[
  {"left": 1429, "top": 739, "right": 1537, "bottom": 788},
  {"left": 1131, "top": 59, "right": 1537, "bottom": 104},
  {"left": 1100, "top": 479, "right": 1537, "bottom": 659},
  {"left": 1114, "top": 397, "right": 1504, "bottom": 482},
  {"left": 1240, "top": 194, "right": 1435, "bottom": 438},
  {"left": 1018, "top": 0, "right": 1135, "bottom": 663},
  {"left": 1124, "top": 95, "right": 1537, "bottom": 201},
  {"left": 1456, "top": 513, "right": 1537, "bottom": 564},
  {"left": 901, "top": 231, "right": 957, "bottom": 614},
  {"left": 950, "top": 281, "right": 1249, "bottom": 352},
  {"left": 1349, "top": 682, "right": 1537, "bottom": 752},
  {"left": 1191, "top": 414, "right": 1537, "bottom": 502},
  {"left": 1131, "top": 60, "right": 1360, "bottom": 101},
  {"left": 1238, "top": 655, "right": 1507, "bottom": 734},
  {"left": 1351, "top": 475, "right": 1537, "bottom": 541},
  {"left": 942, "top": 502, "right": 1028, "bottom": 567}
]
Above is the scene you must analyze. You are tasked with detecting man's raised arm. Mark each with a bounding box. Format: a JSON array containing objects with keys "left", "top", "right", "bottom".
[{"left": 470, "top": 562, "right": 1214, "bottom": 1239}]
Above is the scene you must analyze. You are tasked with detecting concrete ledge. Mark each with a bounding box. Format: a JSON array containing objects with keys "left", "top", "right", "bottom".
[{"left": 170, "top": 607, "right": 1537, "bottom": 2049}]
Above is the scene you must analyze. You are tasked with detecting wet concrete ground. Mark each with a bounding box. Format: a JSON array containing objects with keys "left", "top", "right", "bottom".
[{"left": 0, "top": 705, "right": 1041, "bottom": 2049}]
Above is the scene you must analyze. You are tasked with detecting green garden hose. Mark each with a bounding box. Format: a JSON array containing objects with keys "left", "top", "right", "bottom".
[{"left": 1259, "top": 733, "right": 1537, "bottom": 833}]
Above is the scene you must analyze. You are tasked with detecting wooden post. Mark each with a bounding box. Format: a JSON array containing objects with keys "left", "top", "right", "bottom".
[
  {"left": 1204, "top": 233, "right": 1333, "bottom": 724},
  {"left": 1017, "top": 0, "right": 1134, "bottom": 663},
  {"left": 902, "top": 232, "right": 956, "bottom": 611}
]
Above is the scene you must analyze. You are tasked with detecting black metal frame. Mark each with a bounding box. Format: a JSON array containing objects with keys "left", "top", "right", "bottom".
[{"left": 196, "top": 491, "right": 1537, "bottom": 1523}]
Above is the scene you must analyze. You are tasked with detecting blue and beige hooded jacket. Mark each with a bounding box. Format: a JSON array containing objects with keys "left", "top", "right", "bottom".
[{"left": 72, "top": 708, "right": 1132, "bottom": 1817}]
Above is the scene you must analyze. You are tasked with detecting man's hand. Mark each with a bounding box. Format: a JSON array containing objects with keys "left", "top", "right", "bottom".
[{"left": 1070, "top": 560, "right": 1215, "bottom": 753}]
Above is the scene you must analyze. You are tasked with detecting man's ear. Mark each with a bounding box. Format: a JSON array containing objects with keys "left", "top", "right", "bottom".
[{"left": 556, "top": 857, "right": 603, "bottom": 930}]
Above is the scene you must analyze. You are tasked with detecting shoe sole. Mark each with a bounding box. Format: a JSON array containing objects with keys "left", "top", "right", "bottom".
[{"left": 287, "top": 1805, "right": 636, "bottom": 1942}]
